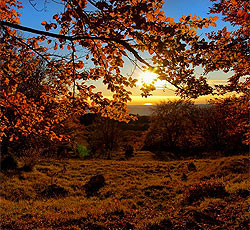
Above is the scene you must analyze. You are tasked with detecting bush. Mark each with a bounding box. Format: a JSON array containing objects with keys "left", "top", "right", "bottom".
[
  {"left": 20, "top": 146, "right": 41, "bottom": 171},
  {"left": 77, "top": 144, "right": 90, "bottom": 158},
  {"left": 184, "top": 181, "right": 228, "bottom": 204}
]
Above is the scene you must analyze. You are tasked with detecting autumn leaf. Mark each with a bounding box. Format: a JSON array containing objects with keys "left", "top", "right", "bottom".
[
  {"left": 51, "top": 23, "right": 57, "bottom": 29},
  {"left": 54, "top": 42, "right": 58, "bottom": 50},
  {"left": 210, "top": 22, "right": 216, "bottom": 27},
  {"left": 53, "top": 14, "right": 59, "bottom": 20},
  {"left": 212, "top": 16, "right": 219, "bottom": 21},
  {"left": 45, "top": 24, "right": 50, "bottom": 31}
]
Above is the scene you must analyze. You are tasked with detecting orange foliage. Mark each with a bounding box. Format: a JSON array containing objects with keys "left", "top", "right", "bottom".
[{"left": 0, "top": 0, "right": 249, "bottom": 145}]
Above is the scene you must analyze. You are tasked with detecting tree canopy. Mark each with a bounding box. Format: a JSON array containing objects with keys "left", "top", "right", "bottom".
[{"left": 0, "top": 0, "right": 249, "bottom": 144}]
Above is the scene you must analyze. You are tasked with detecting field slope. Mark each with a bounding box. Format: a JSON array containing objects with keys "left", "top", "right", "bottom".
[{"left": 1, "top": 153, "right": 249, "bottom": 229}]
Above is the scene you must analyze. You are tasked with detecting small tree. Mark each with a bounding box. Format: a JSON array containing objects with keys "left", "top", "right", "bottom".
[
  {"left": 144, "top": 100, "right": 202, "bottom": 157},
  {"left": 209, "top": 96, "right": 249, "bottom": 154},
  {"left": 86, "top": 115, "right": 121, "bottom": 159}
]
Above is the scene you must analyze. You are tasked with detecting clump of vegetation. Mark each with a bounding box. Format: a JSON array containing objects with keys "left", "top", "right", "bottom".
[
  {"left": 19, "top": 148, "right": 40, "bottom": 172},
  {"left": 77, "top": 144, "right": 90, "bottom": 158},
  {"left": 221, "top": 158, "right": 249, "bottom": 174},
  {"left": 184, "top": 181, "right": 228, "bottom": 204}
]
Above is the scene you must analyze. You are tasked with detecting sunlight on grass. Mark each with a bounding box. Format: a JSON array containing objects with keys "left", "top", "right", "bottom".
[{"left": 0, "top": 155, "right": 249, "bottom": 229}]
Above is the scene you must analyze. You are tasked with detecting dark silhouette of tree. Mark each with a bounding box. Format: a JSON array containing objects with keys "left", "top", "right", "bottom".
[
  {"left": 144, "top": 100, "right": 201, "bottom": 157},
  {"left": 86, "top": 116, "right": 121, "bottom": 159}
]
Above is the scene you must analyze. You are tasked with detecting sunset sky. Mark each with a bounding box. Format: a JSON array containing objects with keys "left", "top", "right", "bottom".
[{"left": 18, "top": 0, "right": 234, "bottom": 105}]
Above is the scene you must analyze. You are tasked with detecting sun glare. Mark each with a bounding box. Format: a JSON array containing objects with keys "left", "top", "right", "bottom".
[{"left": 138, "top": 71, "right": 166, "bottom": 88}]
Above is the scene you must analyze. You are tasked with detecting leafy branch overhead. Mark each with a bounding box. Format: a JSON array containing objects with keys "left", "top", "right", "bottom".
[{"left": 0, "top": 0, "right": 249, "bottom": 143}]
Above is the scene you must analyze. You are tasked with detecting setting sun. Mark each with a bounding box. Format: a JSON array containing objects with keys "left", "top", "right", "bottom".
[{"left": 137, "top": 71, "right": 166, "bottom": 88}]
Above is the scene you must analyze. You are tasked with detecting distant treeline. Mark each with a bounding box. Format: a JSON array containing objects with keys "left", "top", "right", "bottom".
[{"left": 78, "top": 99, "right": 248, "bottom": 159}]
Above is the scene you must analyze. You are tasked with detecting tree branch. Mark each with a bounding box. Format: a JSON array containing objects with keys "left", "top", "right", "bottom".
[{"left": 0, "top": 20, "right": 152, "bottom": 68}]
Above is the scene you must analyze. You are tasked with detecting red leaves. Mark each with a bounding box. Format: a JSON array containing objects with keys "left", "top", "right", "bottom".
[
  {"left": 41, "top": 21, "right": 47, "bottom": 26},
  {"left": 54, "top": 42, "right": 58, "bottom": 50},
  {"left": 212, "top": 16, "right": 219, "bottom": 21},
  {"left": 51, "top": 23, "right": 57, "bottom": 29},
  {"left": 41, "top": 21, "right": 57, "bottom": 31},
  {"left": 53, "top": 14, "right": 59, "bottom": 20},
  {"left": 45, "top": 24, "right": 50, "bottom": 31},
  {"left": 76, "top": 61, "right": 84, "bottom": 69}
]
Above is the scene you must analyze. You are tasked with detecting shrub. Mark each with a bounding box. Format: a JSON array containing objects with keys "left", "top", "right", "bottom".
[
  {"left": 20, "top": 146, "right": 41, "bottom": 172},
  {"left": 184, "top": 181, "right": 228, "bottom": 204},
  {"left": 77, "top": 144, "right": 90, "bottom": 158}
]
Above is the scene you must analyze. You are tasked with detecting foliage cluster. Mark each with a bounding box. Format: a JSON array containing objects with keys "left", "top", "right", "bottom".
[
  {"left": 1, "top": 0, "right": 249, "bottom": 151},
  {"left": 76, "top": 144, "right": 89, "bottom": 158},
  {"left": 143, "top": 98, "right": 249, "bottom": 158}
]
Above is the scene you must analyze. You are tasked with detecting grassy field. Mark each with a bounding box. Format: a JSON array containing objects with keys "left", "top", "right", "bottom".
[{"left": 0, "top": 152, "right": 249, "bottom": 229}]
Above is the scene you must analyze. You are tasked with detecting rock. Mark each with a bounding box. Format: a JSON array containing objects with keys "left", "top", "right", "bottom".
[
  {"left": 1, "top": 155, "right": 18, "bottom": 171},
  {"left": 181, "top": 173, "right": 188, "bottom": 181},
  {"left": 84, "top": 175, "right": 105, "bottom": 196},
  {"left": 20, "top": 164, "right": 33, "bottom": 172},
  {"left": 187, "top": 162, "right": 197, "bottom": 172}
]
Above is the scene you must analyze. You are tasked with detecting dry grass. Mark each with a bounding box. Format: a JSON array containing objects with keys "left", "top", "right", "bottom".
[{"left": 0, "top": 152, "right": 249, "bottom": 229}]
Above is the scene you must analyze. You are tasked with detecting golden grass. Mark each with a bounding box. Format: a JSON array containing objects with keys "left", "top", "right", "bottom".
[{"left": 0, "top": 152, "right": 249, "bottom": 229}]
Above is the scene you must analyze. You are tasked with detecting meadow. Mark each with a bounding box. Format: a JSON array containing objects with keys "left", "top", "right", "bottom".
[{"left": 1, "top": 152, "right": 249, "bottom": 229}]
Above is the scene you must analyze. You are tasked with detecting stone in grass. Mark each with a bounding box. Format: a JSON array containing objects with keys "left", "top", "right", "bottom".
[
  {"left": 20, "top": 164, "right": 33, "bottom": 172},
  {"left": 1, "top": 155, "right": 18, "bottom": 171},
  {"left": 187, "top": 162, "right": 197, "bottom": 172},
  {"left": 84, "top": 174, "right": 105, "bottom": 197},
  {"left": 181, "top": 173, "right": 188, "bottom": 181},
  {"left": 40, "top": 184, "right": 68, "bottom": 198}
]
